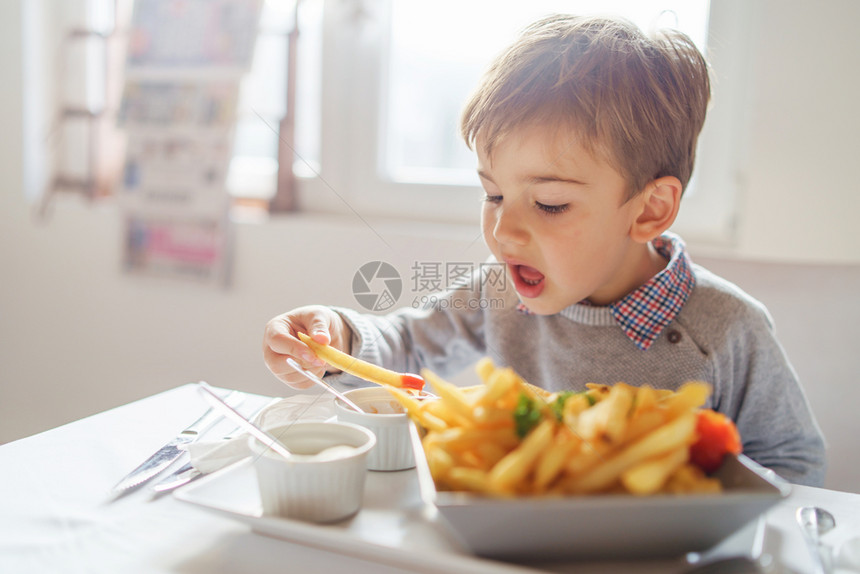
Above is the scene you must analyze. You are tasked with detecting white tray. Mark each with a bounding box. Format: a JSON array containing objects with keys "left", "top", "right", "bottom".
[{"left": 174, "top": 457, "right": 767, "bottom": 574}]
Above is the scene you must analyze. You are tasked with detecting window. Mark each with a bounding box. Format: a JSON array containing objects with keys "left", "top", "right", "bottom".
[
  {"left": 385, "top": 1, "right": 709, "bottom": 185},
  {"left": 298, "top": 0, "right": 747, "bottom": 245},
  {"left": 226, "top": 0, "right": 323, "bottom": 202}
]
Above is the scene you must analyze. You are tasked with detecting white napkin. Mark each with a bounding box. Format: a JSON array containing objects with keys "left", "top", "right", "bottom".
[
  {"left": 837, "top": 536, "right": 860, "bottom": 572},
  {"left": 184, "top": 394, "right": 336, "bottom": 474}
]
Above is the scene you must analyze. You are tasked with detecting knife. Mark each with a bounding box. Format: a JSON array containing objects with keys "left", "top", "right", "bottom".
[
  {"left": 109, "top": 388, "right": 244, "bottom": 496},
  {"left": 150, "top": 396, "right": 281, "bottom": 493}
]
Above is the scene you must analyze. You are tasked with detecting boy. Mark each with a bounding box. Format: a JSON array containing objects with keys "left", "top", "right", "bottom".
[{"left": 263, "top": 14, "right": 826, "bottom": 486}]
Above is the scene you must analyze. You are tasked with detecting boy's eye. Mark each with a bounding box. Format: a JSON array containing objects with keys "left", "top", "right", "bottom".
[{"left": 535, "top": 201, "right": 568, "bottom": 215}]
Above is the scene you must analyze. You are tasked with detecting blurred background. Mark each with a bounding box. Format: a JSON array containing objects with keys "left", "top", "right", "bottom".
[{"left": 1, "top": 0, "right": 858, "bottom": 493}]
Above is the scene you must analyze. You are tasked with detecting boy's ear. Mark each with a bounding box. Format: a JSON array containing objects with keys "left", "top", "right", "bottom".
[{"left": 629, "top": 176, "right": 683, "bottom": 243}]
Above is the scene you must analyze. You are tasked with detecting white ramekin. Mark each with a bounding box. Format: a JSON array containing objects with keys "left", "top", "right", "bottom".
[
  {"left": 249, "top": 421, "right": 375, "bottom": 523},
  {"left": 334, "top": 386, "right": 418, "bottom": 472}
]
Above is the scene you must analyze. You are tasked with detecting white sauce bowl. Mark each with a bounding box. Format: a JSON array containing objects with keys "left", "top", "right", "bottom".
[{"left": 249, "top": 421, "right": 375, "bottom": 523}]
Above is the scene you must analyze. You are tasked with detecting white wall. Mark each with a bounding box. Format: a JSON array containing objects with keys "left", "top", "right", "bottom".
[
  {"left": 732, "top": 0, "right": 860, "bottom": 262},
  {"left": 2, "top": 1, "right": 859, "bottom": 492},
  {"left": 0, "top": 199, "right": 489, "bottom": 440}
]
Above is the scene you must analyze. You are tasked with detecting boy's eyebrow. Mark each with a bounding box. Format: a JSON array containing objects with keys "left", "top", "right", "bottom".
[
  {"left": 527, "top": 175, "right": 587, "bottom": 186},
  {"left": 477, "top": 170, "right": 586, "bottom": 186}
]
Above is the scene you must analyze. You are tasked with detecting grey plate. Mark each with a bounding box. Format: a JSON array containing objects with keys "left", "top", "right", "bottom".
[{"left": 409, "top": 423, "right": 791, "bottom": 561}]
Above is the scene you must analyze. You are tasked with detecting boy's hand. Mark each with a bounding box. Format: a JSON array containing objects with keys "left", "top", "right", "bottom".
[{"left": 263, "top": 305, "right": 352, "bottom": 389}]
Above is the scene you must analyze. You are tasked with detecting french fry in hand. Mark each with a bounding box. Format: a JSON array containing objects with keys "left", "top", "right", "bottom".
[{"left": 297, "top": 332, "right": 425, "bottom": 390}]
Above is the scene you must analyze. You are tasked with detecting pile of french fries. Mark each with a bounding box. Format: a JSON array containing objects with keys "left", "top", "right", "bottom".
[{"left": 388, "top": 358, "right": 723, "bottom": 497}]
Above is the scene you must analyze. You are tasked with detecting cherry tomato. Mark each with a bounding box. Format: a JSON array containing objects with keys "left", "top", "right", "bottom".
[{"left": 689, "top": 410, "right": 742, "bottom": 473}]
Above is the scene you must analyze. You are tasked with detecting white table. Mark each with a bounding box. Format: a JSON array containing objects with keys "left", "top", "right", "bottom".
[{"left": 2, "top": 384, "right": 858, "bottom": 574}]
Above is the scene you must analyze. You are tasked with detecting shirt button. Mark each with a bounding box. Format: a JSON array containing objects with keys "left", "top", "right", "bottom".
[{"left": 667, "top": 330, "right": 682, "bottom": 344}]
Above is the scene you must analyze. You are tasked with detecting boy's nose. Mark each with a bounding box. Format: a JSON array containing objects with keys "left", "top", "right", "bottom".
[{"left": 492, "top": 205, "right": 529, "bottom": 246}]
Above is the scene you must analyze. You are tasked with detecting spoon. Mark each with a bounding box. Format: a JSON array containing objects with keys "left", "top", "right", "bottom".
[
  {"left": 286, "top": 358, "right": 364, "bottom": 413},
  {"left": 796, "top": 506, "right": 836, "bottom": 574},
  {"left": 197, "top": 382, "right": 293, "bottom": 461}
]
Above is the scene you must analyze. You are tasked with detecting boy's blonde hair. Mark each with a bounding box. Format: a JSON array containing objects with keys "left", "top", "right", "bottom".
[{"left": 461, "top": 14, "right": 710, "bottom": 198}]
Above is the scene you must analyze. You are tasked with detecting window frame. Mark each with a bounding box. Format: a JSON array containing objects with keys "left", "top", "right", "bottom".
[
  {"left": 297, "top": 0, "right": 752, "bottom": 246},
  {"left": 294, "top": 0, "right": 479, "bottom": 224}
]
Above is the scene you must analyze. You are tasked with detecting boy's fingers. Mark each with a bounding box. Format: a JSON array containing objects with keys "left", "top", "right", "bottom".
[
  {"left": 264, "top": 317, "right": 296, "bottom": 352},
  {"left": 262, "top": 346, "right": 324, "bottom": 389},
  {"left": 305, "top": 314, "right": 332, "bottom": 345},
  {"left": 265, "top": 334, "right": 323, "bottom": 368},
  {"left": 263, "top": 307, "right": 337, "bottom": 383},
  {"left": 264, "top": 315, "right": 318, "bottom": 359}
]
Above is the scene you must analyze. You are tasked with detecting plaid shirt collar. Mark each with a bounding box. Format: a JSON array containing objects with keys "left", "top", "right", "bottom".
[
  {"left": 607, "top": 233, "right": 695, "bottom": 350},
  {"left": 516, "top": 233, "right": 696, "bottom": 350}
]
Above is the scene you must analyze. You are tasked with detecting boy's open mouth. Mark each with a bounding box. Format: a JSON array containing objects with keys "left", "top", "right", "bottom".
[{"left": 511, "top": 264, "right": 546, "bottom": 298}]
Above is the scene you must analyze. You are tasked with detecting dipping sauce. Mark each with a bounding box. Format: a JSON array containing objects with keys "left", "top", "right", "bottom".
[{"left": 286, "top": 444, "right": 359, "bottom": 462}]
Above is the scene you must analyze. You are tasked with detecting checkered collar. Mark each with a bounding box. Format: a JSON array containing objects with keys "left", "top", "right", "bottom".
[{"left": 516, "top": 233, "right": 696, "bottom": 350}]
